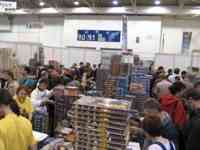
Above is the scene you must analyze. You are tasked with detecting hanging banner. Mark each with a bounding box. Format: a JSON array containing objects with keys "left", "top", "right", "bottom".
[
  {"left": 0, "top": 0, "right": 16, "bottom": 11},
  {"left": 122, "top": 15, "right": 128, "bottom": 53},
  {"left": 77, "top": 30, "right": 121, "bottom": 42},
  {"left": 181, "top": 32, "right": 192, "bottom": 54}
]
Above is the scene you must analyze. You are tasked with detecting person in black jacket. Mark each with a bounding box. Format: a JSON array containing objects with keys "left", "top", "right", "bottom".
[{"left": 183, "top": 88, "right": 200, "bottom": 150}]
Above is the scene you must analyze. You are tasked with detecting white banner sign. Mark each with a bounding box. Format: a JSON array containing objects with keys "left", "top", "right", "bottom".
[{"left": 0, "top": 0, "right": 16, "bottom": 12}]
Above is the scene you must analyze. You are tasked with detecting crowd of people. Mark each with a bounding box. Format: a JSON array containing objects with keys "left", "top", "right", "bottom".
[
  {"left": 1, "top": 62, "right": 200, "bottom": 150},
  {"left": 0, "top": 62, "right": 99, "bottom": 150},
  {"left": 133, "top": 66, "right": 200, "bottom": 150}
]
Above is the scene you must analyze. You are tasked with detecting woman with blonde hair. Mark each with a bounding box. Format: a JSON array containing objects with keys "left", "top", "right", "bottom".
[{"left": 14, "top": 86, "right": 33, "bottom": 120}]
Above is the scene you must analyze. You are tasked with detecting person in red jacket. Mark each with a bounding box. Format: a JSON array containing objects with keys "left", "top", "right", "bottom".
[{"left": 160, "top": 81, "right": 187, "bottom": 128}]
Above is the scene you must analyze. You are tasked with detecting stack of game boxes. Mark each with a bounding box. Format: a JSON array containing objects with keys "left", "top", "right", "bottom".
[
  {"left": 129, "top": 66, "right": 152, "bottom": 112},
  {"left": 103, "top": 78, "right": 117, "bottom": 98},
  {"left": 119, "top": 63, "right": 132, "bottom": 76},
  {"left": 130, "top": 74, "right": 151, "bottom": 96},
  {"left": 103, "top": 76, "right": 130, "bottom": 99},
  {"left": 52, "top": 85, "right": 67, "bottom": 125},
  {"left": 54, "top": 86, "right": 79, "bottom": 126},
  {"left": 96, "top": 69, "right": 109, "bottom": 91},
  {"left": 111, "top": 55, "right": 122, "bottom": 76},
  {"left": 115, "top": 76, "right": 129, "bottom": 98},
  {"left": 32, "top": 111, "right": 49, "bottom": 133},
  {"left": 132, "top": 66, "right": 149, "bottom": 75},
  {"left": 70, "top": 96, "right": 131, "bottom": 150}
]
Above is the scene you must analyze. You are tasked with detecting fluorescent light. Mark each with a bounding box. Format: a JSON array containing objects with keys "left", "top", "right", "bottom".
[
  {"left": 145, "top": 7, "right": 170, "bottom": 14},
  {"left": 113, "top": 0, "right": 119, "bottom": 5},
  {"left": 39, "top": 7, "right": 59, "bottom": 14},
  {"left": 72, "top": 7, "right": 93, "bottom": 13},
  {"left": 106, "top": 7, "right": 126, "bottom": 13},
  {"left": 74, "top": 1, "right": 79, "bottom": 6},
  {"left": 154, "top": 0, "right": 161, "bottom": 5},
  {"left": 14, "top": 9, "right": 28, "bottom": 14},
  {"left": 190, "top": 9, "right": 200, "bottom": 15},
  {"left": 39, "top": 1, "right": 45, "bottom": 6}
]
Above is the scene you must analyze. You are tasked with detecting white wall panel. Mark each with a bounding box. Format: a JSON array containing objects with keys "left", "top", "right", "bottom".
[
  {"left": 154, "top": 53, "right": 174, "bottom": 69},
  {"left": 63, "top": 49, "right": 70, "bottom": 67},
  {"left": 162, "top": 27, "right": 182, "bottom": 53},
  {"left": 174, "top": 55, "right": 191, "bottom": 70},
  {"left": 162, "top": 18, "right": 200, "bottom": 54},
  {"left": 155, "top": 53, "right": 192, "bottom": 70},
  {"left": 128, "top": 16, "right": 161, "bottom": 54},
  {"left": 17, "top": 32, "right": 39, "bottom": 43},
  {"left": 51, "top": 48, "right": 63, "bottom": 63},
  {"left": 43, "top": 47, "right": 53, "bottom": 65},
  {"left": 16, "top": 44, "right": 33, "bottom": 65},
  {"left": 0, "top": 16, "right": 10, "bottom": 31},
  {"left": 12, "top": 16, "right": 40, "bottom": 33},
  {"left": 85, "top": 49, "right": 101, "bottom": 65},
  {"left": 40, "top": 17, "right": 64, "bottom": 47},
  {"left": 0, "top": 41, "right": 17, "bottom": 49},
  {"left": 68, "top": 47, "right": 85, "bottom": 67},
  {"left": 0, "top": 33, "right": 18, "bottom": 41},
  {"left": 0, "top": 16, "right": 64, "bottom": 47}
]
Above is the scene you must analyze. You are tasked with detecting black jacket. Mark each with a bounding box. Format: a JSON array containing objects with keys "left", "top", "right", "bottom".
[{"left": 184, "top": 109, "right": 200, "bottom": 150}]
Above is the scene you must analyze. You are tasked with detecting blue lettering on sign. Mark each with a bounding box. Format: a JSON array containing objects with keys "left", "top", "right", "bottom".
[{"left": 77, "top": 30, "right": 121, "bottom": 42}]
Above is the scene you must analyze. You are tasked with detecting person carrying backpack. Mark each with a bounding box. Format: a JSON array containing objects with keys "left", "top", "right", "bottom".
[{"left": 143, "top": 114, "right": 176, "bottom": 150}]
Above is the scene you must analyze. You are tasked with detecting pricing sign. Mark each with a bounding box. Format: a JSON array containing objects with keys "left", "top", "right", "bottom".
[
  {"left": 0, "top": 0, "right": 16, "bottom": 11},
  {"left": 77, "top": 30, "right": 121, "bottom": 42}
]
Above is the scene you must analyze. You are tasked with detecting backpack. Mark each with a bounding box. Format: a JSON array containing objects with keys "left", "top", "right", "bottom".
[
  {"left": 153, "top": 141, "right": 175, "bottom": 150},
  {"left": 162, "top": 113, "right": 178, "bottom": 141}
]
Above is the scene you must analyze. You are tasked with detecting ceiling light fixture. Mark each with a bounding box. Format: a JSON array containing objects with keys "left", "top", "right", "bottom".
[
  {"left": 113, "top": 0, "right": 119, "bottom": 5},
  {"left": 74, "top": 1, "right": 80, "bottom": 6},
  {"left": 154, "top": 0, "right": 161, "bottom": 5},
  {"left": 39, "top": 7, "right": 59, "bottom": 14},
  {"left": 39, "top": 1, "right": 45, "bottom": 7}
]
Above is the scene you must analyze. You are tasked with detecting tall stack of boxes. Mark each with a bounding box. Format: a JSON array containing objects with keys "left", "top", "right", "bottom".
[
  {"left": 71, "top": 96, "right": 131, "bottom": 150},
  {"left": 32, "top": 111, "right": 49, "bottom": 133},
  {"left": 129, "top": 66, "right": 152, "bottom": 112},
  {"left": 103, "top": 78, "right": 117, "bottom": 98},
  {"left": 54, "top": 86, "right": 79, "bottom": 128},
  {"left": 115, "top": 76, "right": 129, "bottom": 98},
  {"left": 103, "top": 76, "right": 129, "bottom": 99},
  {"left": 102, "top": 54, "right": 132, "bottom": 99},
  {"left": 100, "top": 54, "right": 152, "bottom": 112},
  {"left": 111, "top": 55, "right": 122, "bottom": 76},
  {"left": 119, "top": 63, "right": 132, "bottom": 76},
  {"left": 96, "top": 69, "right": 109, "bottom": 91}
]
